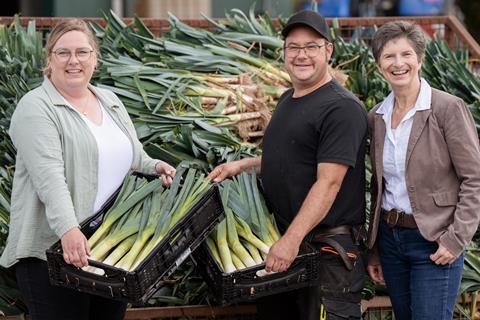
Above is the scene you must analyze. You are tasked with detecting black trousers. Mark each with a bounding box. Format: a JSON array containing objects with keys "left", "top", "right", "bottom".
[
  {"left": 15, "top": 258, "right": 127, "bottom": 320},
  {"left": 256, "top": 235, "right": 365, "bottom": 320}
]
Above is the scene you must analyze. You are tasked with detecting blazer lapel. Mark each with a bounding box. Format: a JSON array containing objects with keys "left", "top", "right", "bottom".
[
  {"left": 406, "top": 110, "right": 431, "bottom": 166},
  {"left": 374, "top": 114, "right": 386, "bottom": 182}
]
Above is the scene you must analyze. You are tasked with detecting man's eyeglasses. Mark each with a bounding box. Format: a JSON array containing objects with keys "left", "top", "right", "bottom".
[
  {"left": 284, "top": 43, "right": 327, "bottom": 58},
  {"left": 51, "top": 48, "right": 94, "bottom": 62}
]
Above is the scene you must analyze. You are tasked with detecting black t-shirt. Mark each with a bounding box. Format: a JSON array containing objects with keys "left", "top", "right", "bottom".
[{"left": 261, "top": 79, "right": 367, "bottom": 231}]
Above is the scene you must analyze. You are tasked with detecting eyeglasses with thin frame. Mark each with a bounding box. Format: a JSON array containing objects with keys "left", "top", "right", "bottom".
[
  {"left": 51, "top": 48, "right": 94, "bottom": 62},
  {"left": 284, "top": 43, "right": 327, "bottom": 58}
]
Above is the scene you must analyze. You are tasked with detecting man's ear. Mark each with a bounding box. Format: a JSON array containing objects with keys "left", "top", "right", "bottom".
[{"left": 326, "top": 42, "right": 334, "bottom": 61}]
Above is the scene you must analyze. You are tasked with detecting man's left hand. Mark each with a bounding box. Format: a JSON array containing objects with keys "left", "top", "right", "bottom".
[
  {"left": 265, "top": 235, "right": 300, "bottom": 272},
  {"left": 430, "top": 243, "right": 457, "bottom": 265}
]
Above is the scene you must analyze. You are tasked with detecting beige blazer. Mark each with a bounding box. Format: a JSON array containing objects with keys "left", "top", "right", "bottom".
[{"left": 367, "top": 88, "right": 480, "bottom": 258}]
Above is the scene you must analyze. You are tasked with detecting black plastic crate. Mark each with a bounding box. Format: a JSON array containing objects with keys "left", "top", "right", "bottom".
[
  {"left": 46, "top": 184, "right": 224, "bottom": 305},
  {"left": 194, "top": 240, "right": 321, "bottom": 305}
]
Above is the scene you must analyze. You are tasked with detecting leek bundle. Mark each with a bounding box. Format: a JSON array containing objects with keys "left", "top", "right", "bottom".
[
  {"left": 209, "top": 170, "right": 280, "bottom": 273},
  {"left": 86, "top": 165, "right": 212, "bottom": 271}
]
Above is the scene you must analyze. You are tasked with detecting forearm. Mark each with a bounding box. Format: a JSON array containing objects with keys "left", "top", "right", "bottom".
[
  {"left": 264, "top": 177, "right": 342, "bottom": 272},
  {"left": 283, "top": 178, "right": 341, "bottom": 244},
  {"left": 367, "top": 242, "right": 380, "bottom": 265},
  {"left": 263, "top": 161, "right": 348, "bottom": 273},
  {"left": 139, "top": 149, "right": 160, "bottom": 175},
  {"left": 240, "top": 156, "right": 262, "bottom": 175}
]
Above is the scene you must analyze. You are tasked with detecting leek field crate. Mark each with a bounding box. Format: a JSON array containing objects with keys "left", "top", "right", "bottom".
[
  {"left": 46, "top": 178, "right": 224, "bottom": 305},
  {"left": 194, "top": 241, "right": 322, "bottom": 305}
]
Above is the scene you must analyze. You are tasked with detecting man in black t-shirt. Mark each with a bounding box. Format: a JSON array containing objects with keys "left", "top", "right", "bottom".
[{"left": 208, "top": 10, "right": 367, "bottom": 320}]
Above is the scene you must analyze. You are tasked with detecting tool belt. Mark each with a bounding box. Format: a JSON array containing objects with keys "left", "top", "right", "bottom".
[
  {"left": 382, "top": 208, "right": 417, "bottom": 229},
  {"left": 310, "top": 225, "right": 365, "bottom": 271}
]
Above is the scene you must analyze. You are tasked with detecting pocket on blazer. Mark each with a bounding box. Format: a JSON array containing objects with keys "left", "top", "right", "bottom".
[{"left": 432, "top": 191, "right": 458, "bottom": 207}]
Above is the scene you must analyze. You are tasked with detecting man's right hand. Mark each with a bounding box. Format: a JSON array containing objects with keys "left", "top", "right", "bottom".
[{"left": 207, "top": 160, "right": 244, "bottom": 183}]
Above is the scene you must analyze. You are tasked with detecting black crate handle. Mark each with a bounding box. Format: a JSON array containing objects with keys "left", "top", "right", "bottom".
[
  {"left": 83, "top": 259, "right": 128, "bottom": 278},
  {"left": 69, "top": 272, "right": 125, "bottom": 297},
  {"left": 55, "top": 264, "right": 127, "bottom": 299},
  {"left": 57, "top": 261, "right": 126, "bottom": 283},
  {"left": 235, "top": 265, "right": 307, "bottom": 296}
]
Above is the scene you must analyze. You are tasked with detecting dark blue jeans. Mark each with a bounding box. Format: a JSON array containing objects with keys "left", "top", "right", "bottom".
[
  {"left": 15, "top": 258, "right": 127, "bottom": 320},
  {"left": 378, "top": 220, "right": 464, "bottom": 320}
]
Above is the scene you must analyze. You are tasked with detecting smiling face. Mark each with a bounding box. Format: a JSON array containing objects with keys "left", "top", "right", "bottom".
[
  {"left": 283, "top": 26, "right": 333, "bottom": 95},
  {"left": 48, "top": 30, "right": 97, "bottom": 94},
  {"left": 377, "top": 37, "right": 422, "bottom": 91}
]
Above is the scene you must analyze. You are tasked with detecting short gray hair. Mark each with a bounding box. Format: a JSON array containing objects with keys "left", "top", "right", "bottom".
[{"left": 371, "top": 21, "right": 426, "bottom": 63}]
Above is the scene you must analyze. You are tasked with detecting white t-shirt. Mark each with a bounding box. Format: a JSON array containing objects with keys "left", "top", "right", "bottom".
[{"left": 81, "top": 101, "right": 133, "bottom": 213}]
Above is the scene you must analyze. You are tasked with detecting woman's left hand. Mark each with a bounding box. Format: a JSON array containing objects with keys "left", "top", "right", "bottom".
[
  {"left": 367, "top": 263, "right": 385, "bottom": 284},
  {"left": 430, "top": 243, "right": 457, "bottom": 265},
  {"left": 155, "top": 161, "right": 176, "bottom": 186}
]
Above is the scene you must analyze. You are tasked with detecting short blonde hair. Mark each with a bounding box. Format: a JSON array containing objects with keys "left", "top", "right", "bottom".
[{"left": 43, "top": 19, "right": 99, "bottom": 77}]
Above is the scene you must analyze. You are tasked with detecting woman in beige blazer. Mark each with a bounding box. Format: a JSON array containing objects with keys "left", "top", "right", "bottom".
[{"left": 366, "top": 20, "right": 480, "bottom": 320}]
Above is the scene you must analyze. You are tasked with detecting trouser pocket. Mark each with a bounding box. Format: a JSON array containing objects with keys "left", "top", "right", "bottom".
[
  {"left": 319, "top": 251, "right": 354, "bottom": 292},
  {"left": 316, "top": 236, "right": 364, "bottom": 295},
  {"left": 313, "top": 236, "right": 365, "bottom": 319}
]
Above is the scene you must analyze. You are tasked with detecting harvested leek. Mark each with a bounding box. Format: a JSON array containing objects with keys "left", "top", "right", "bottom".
[
  {"left": 86, "top": 165, "right": 212, "bottom": 272},
  {"left": 209, "top": 170, "right": 281, "bottom": 273}
]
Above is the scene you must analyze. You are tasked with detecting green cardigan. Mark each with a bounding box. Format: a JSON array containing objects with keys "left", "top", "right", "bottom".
[{"left": 0, "top": 77, "right": 158, "bottom": 267}]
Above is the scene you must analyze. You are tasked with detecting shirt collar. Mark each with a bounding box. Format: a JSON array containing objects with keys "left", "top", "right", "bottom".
[
  {"left": 414, "top": 78, "right": 431, "bottom": 111},
  {"left": 376, "top": 78, "right": 432, "bottom": 116}
]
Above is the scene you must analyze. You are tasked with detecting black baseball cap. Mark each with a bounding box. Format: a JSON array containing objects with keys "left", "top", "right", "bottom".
[{"left": 282, "top": 10, "right": 331, "bottom": 42}]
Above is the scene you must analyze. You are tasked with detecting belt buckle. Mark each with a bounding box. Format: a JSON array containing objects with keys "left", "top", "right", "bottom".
[{"left": 386, "top": 211, "right": 400, "bottom": 228}]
